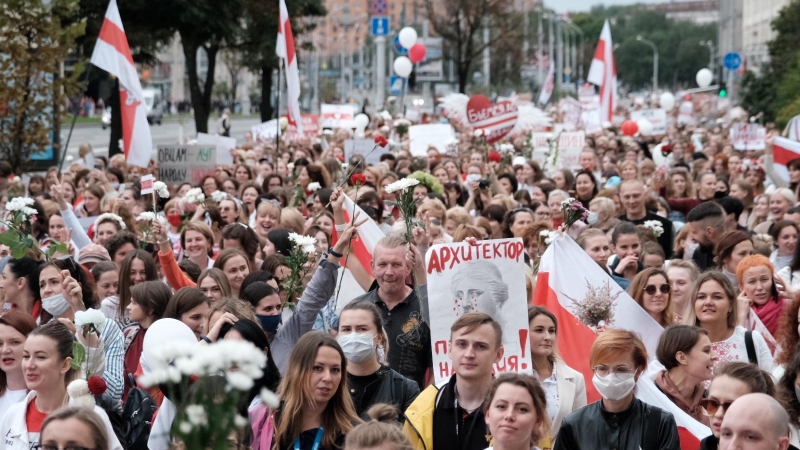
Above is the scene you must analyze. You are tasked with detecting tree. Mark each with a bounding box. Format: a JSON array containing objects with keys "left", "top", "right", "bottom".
[
  {"left": 425, "top": 0, "right": 523, "bottom": 93},
  {"left": 220, "top": 50, "right": 245, "bottom": 103},
  {"left": 0, "top": 0, "right": 85, "bottom": 173}
]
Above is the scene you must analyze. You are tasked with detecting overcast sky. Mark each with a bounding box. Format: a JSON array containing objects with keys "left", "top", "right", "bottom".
[{"left": 549, "top": 0, "right": 662, "bottom": 13}]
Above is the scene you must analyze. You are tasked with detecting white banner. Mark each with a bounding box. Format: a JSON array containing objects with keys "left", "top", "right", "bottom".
[
  {"left": 408, "top": 124, "right": 455, "bottom": 157},
  {"left": 320, "top": 104, "right": 358, "bottom": 128},
  {"left": 196, "top": 132, "right": 236, "bottom": 165},
  {"left": 251, "top": 120, "right": 280, "bottom": 142},
  {"left": 557, "top": 131, "right": 586, "bottom": 171},
  {"left": 730, "top": 123, "right": 766, "bottom": 151},
  {"left": 344, "top": 139, "right": 390, "bottom": 166},
  {"left": 630, "top": 109, "right": 667, "bottom": 135}
]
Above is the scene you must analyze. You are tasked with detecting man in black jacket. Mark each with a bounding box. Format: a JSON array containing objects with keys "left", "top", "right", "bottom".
[{"left": 687, "top": 202, "right": 727, "bottom": 272}]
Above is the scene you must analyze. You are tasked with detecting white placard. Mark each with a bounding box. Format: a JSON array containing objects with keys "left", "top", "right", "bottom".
[
  {"left": 344, "top": 139, "right": 390, "bottom": 166},
  {"left": 678, "top": 101, "right": 695, "bottom": 126},
  {"left": 320, "top": 104, "right": 358, "bottom": 128},
  {"left": 730, "top": 123, "right": 767, "bottom": 151},
  {"left": 408, "top": 124, "right": 455, "bottom": 156},
  {"left": 196, "top": 132, "right": 237, "bottom": 165},
  {"left": 630, "top": 109, "right": 667, "bottom": 135},
  {"left": 425, "top": 239, "right": 533, "bottom": 384},
  {"left": 530, "top": 132, "right": 553, "bottom": 167},
  {"left": 251, "top": 120, "right": 280, "bottom": 142},
  {"left": 557, "top": 131, "right": 586, "bottom": 171}
]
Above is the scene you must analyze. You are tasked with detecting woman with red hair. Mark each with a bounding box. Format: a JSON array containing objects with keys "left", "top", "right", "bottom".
[{"left": 737, "top": 254, "right": 788, "bottom": 337}]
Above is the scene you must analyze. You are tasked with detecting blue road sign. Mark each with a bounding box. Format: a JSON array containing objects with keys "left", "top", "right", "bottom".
[
  {"left": 393, "top": 35, "right": 408, "bottom": 55},
  {"left": 389, "top": 75, "right": 403, "bottom": 95},
  {"left": 724, "top": 52, "right": 742, "bottom": 70},
  {"left": 371, "top": 17, "right": 389, "bottom": 36}
]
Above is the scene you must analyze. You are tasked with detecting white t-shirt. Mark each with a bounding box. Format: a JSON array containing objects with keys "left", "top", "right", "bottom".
[
  {"left": 0, "top": 389, "right": 27, "bottom": 423},
  {"left": 711, "top": 326, "right": 775, "bottom": 373}
]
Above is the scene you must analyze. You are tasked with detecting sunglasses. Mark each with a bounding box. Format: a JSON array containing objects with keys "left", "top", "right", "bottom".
[
  {"left": 700, "top": 398, "right": 734, "bottom": 416},
  {"left": 644, "top": 283, "right": 671, "bottom": 295}
]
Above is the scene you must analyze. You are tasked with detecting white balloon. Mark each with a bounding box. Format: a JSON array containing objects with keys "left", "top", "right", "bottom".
[
  {"left": 696, "top": 68, "right": 713, "bottom": 88},
  {"left": 393, "top": 56, "right": 413, "bottom": 78},
  {"left": 354, "top": 113, "right": 369, "bottom": 130},
  {"left": 637, "top": 119, "right": 653, "bottom": 136},
  {"left": 142, "top": 318, "right": 198, "bottom": 372},
  {"left": 398, "top": 27, "right": 418, "bottom": 49},
  {"left": 660, "top": 92, "right": 675, "bottom": 110}
]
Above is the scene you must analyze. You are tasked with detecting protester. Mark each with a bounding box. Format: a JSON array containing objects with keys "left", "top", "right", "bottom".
[
  {"left": 736, "top": 254, "right": 788, "bottom": 336},
  {"left": 576, "top": 228, "right": 630, "bottom": 289},
  {"left": 667, "top": 260, "right": 701, "bottom": 324},
  {"left": 628, "top": 268, "right": 675, "bottom": 327},
  {"left": 343, "top": 404, "right": 413, "bottom": 450},
  {"left": 687, "top": 202, "right": 727, "bottom": 271},
  {"left": 718, "top": 393, "right": 792, "bottom": 450},
  {"left": 0, "top": 310, "right": 37, "bottom": 420},
  {"left": 483, "top": 373, "right": 551, "bottom": 450}
]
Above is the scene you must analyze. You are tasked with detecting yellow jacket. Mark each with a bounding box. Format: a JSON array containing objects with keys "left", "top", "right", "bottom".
[{"left": 402, "top": 384, "right": 443, "bottom": 450}]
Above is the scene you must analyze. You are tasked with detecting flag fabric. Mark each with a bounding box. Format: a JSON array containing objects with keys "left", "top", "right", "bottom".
[
  {"left": 538, "top": 62, "right": 555, "bottom": 106},
  {"left": 771, "top": 137, "right": 800, "bottom": 183},
  {"left": 90, "top": 0, "right": 152, "bottom": 168},
  {"left": 534, "top": 235, "right": 711, "bottom": 447},
  {"left": 586, "top": 19, "right": 617, "bottom": 124},
  {"left": 785, "top": 115, "right": 800, "bottom": 141},
  {"left": 276, "top": 0, "right": 303, "bottom": 135}
]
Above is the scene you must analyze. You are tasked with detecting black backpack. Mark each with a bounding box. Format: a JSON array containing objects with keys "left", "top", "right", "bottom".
[{"left": 122, "top": 373, "right": 158, "bottom": 450}]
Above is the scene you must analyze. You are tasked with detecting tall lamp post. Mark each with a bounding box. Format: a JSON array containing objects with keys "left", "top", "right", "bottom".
[
  {"left": 636, "top": 35, "right": 658, "bottom": 93},
  {"left": 700, "top": 40, "right": 716, "bottom": 82}
]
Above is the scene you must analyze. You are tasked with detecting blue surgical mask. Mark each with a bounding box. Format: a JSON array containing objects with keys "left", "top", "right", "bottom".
[{"left": 257, "top": 313, "right": 282, "bottom": 334}]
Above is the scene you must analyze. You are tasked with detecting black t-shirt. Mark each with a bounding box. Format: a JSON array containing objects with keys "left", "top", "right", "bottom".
[
  {"left": 348, "top": 371, "right": 380, "bottom": 415},
  {"left": 280, "top": 428, "right": 344, "bottom": 450},
  {"left": 353, "top": 287, "right": 432, "bottom": 390},
  {"left": 619, "top": 211, "right": 674, "bottom": 259}
]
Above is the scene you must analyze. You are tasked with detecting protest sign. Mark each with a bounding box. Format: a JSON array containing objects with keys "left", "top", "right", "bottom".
[
  {"left": 286, "top": 114, "right": 320, "bottom": 139},
  {"left": 344, "top": 139, "right": 389, "bottom": 166},
  {"left": 197, "top": 132, "right": 236, "bottom": 165},
  {"left": 320, "top": 104, "right": 357, "bottom": 128},
  {"left": 158, "top": 145, "right": 216, "bottom": 184},
  {"left": 530, "top": 133, "right": 553, "bottom": 167},
  {"left": 140, "top": 174, "right": 153, "bottom": 195},
  {"left": 630, "top": 109, "right": 667, "bottom": 135},
  {"left": 425, "top": 239, "right": 533, "bottom": 384},
  {"left": 678, "top": 101, "right": 695, "bottom": 126},
  {"left": 581, "top": 109, "right": 602, "bottom": 135},
  {"left": 560, "top": 97, "right": 583, "bottom": 129},
  {"left": 557, "top": 131, "right": 586, "bottom": 171},
  {"left": 729, "top": 123, "right": 766, "bottom": 151},
  {"left": 409, "top": 123, "right": 455, "bottom": 156},
  {"left": 251, "top": 120, "right": 280, "bottom": 142}
]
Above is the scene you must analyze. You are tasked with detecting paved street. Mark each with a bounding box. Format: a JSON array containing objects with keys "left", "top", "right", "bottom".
[{"left": 60, "top": 116, "right": 263, "bottom": 158}]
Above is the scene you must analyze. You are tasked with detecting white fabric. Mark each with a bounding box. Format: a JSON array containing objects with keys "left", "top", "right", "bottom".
[
  {"left": 711, "top": 326, "right": 775, "bottom": 373},
  {"left": 586, "top": 19, "right": 617, "bottom": 123},
  {"left": 276, "top": 0, "right": 303, "bottom": 134},
  {"left": 0, "top": 389, "right": 27, "bottom": 424},
  {"left": 148, "top": 396, "right": 176, "bottom": 450}
]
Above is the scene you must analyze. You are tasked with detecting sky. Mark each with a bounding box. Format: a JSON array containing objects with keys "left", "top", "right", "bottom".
[{"left": 549, "top": 0, "right": 663, "bottom": 13}]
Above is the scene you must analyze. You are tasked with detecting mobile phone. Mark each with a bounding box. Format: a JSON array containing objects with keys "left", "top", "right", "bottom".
[{"left": 94, "top": 164, "right": 103, "bottom": 170}]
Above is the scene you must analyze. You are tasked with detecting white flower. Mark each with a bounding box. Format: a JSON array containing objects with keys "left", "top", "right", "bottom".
[
  {"left": 260, "top": 388, "right": 280, "bottom": 408},
  {"left": 226, "top": 372, "right": 255, "bottom": 391},
  {"left": 153, "top": 181, "right": 170, "bottom": 199},
  {"left": 288, "top": 232, "right": 317, "bottom": 249},
  {"left": 185, "top": 404, "right": 208, "bottom": 426},
  {"left": 384, "top": 178, "right": 420, "bottom": 194},
  {"left": 322, "top": 129, "right": 334, "bottom": 136},
  {"left": 210, "top": 190, "right": 228, "bottom": 203},
  {"left": 73, "top": 394, "right": 96, "bottom": 409},
  {"left": 95, "top": 213, "right": 126, "bottom": 230},
  {"left": 307, "top": 182, "right": 321, "bottom": 192},
  {"left": 473, "top": 129, "right": 484, "bottom": 137},
  {"left": 183, "top": 188, "right": 205, "bottom": 205},
  {"left": 179, "top": 421, "right": 193, "bottom": 434},
  {"left": 136, "top": 211, "right": 156, "bottom": 222},
  {"left": 561, "top": 198, "right": 575, "bottom": 208},
  {"left": 287, "top": 162, "right": 295, "bottom": 171},
  {"left": 643, "top": 220, "right": 665, "bottom": 237},
  {"left": 302, "top": 244, "right": 317, "bottom": 255},
  {"left": 6, "top": 197, "right": 37, "bottom": 219},
  {"left": 234, "top": 415, "right": 249, "bottom": 428},
  {"left": 543, "top": 231, "right": 559, "bottom": 245},
  {"left": 74, "top": 309, "right": 106, "bottom": 329},
  {"left": 67, "top": 379, "right": 90, "bottom": 398}
]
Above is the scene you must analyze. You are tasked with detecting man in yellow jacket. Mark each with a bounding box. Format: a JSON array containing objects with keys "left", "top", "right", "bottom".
[{"left": 403, "top": 312, "right": 504, "bottom": 450}]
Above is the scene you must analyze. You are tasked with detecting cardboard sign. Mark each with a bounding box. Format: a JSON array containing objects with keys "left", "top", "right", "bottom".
[
  {"left": 196, "top": 132, "right": 236, "bottom": 165},
  {"left": 425, "top": 239, "right": 534, "bottom": 383},
  {"left": 140, "top": 174, "right": 154, "bottom": 195},
  {"left": 677, "top": 101, "right": 695, "bottom": 126},
  {"left": 467, "top": 95, "right": 518, "bottom": 143},
  {"left": 730, "top": 123, "right": 766, "bottom": 151},
  {"left": 557, "top": 131, "right": 586, "bottom": 171},
  {"left": 408, "top": 124, "right": 456, "bottom": 156},
  {"left": 321, "top": 104, "right": 358, "bottom": 128},
  {"left": 158, "top": 145, "right": 216, "bottom": 184},
  {"left": 344, "top": 139, "right": 390, "bottom": 166},
  {"left": 530, "top": 132, "right": 554, "bottom": 168},
  {"left": 251, "top": 120, "right": 280, "bottom": 142},
  {"left": 630, "top": 109, "right": 667, "bottom": 135}
]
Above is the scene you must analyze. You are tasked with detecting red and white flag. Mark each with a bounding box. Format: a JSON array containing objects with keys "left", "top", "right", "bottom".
[
  {"left": 771, "top": 137, "right": 800, "bottom": 183},
  {"left": 538, "top": 62, "right": 555, "bottom": 106},
  {"left": 276, "top": 0, "right": 303, "bottom": 134},
  {"left": 587, "top": 19, "right": 617, "bottom": 125},
  {"left": 534, "top": 235, "right": 711, "bottom": 448},
  {"left": 90, "top": 0, "right": 152, "bottom": 168},
  {"left": 785, "top": 115, "right": 800, "bottom": 142}
]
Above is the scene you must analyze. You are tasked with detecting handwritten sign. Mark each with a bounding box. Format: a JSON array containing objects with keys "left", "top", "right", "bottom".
[
  {"left": 285, "top": 114, "right": 320, "bottom": 139},
  {"left": 557, "top": 131, "right": 586, "bottom": 171},
  {"left": 408, "top": 124, "right": 455, "bottom": 156},
  {"left": 197, "top": 133, "right": 236, "bottom": 165},
  {"left": 530, "top": 132, "right": 554, "bottom": 167},
  {"left": 630, "top": 109, "right": 667, "bottom": 135},
  {"left": 158, "top": 145, "right": 216, "bottom": 184},
  {"left": 425, "top": 239, "right": 533, "bottom": 383},
  {"left": 730, "top": 123, "right": 766, "bottom": 151},
  {"left": 140, "top": 174, "right": 154, "bottom": 195},
  {"left": 251, "top": 120, "right": 280, "bottom": 142},
  {"left": 320, "top": 104, "right": 357, "bottom": 128},
  {"left": 344, "top": 139, "right": 389, "bottom": 166}
]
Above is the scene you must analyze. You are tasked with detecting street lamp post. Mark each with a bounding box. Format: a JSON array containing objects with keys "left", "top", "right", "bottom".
[
  {"left": 636, "top": 35, "right": 658, "bottom": 94},
  {"left": 700, "top": 40, "right": 716, "bottom": 81},
  {"left": 564, "top": 21, "right": 584, "bottom": 82}
]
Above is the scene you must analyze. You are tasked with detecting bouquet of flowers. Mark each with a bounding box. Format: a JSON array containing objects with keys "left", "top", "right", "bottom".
[
  {"left": 0, "top": 197, "right": 67, "bottom": 259},
  {"left": 136, "top": 340, "right": 277, "bottom": 450},
  {"left": 283, "top": 232, "right": 318, "bottom": 309},
  {"left": 67, "top": 310, "right": 109, "bottom": 409},
  {"left": 565, "top": 279, "right": 623, "bottom": 329},
  {"left": 210, "top": 190, "right": 228, "bottom": 204},
  {"left": 642, "top": 220, "right": 665, "bottom": 237},
  {"left": 385, "top": 178, "right": 422, "bottom": 243},
  {"left": 174, "top": 188, "right": 206, "bottom": 231},
  {"left": 560, "top": 198, "right": 589, "bottom": 230}
]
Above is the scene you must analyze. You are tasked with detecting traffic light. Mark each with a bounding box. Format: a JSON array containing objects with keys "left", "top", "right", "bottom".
[{"left": 719, "top": 81, "right": 728, "bottom": 98}]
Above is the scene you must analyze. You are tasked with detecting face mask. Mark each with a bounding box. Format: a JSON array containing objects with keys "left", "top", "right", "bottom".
[
  {"left": 257, "top": 314, "right": 282, "bottom": 334},
  {"left": 686, "top": 242, "right": 699, "bottom": 258},
  {"left": 466, "top": 173, "right": 482, "bottom": 184},
  {"left": 586, "top": 211, "right": 599, "bottom": 225},
  {"left": 337, "top": 332, "right": 376, "bottom": 364},
  {"left": 111, "top": 182, "right": 120, "bottom": 190},
  {"left": 42, "top": 293, "right": 71, "bottom": 317},
  {"left": 592, "top": 372, "right": 637, "bottom": 401}
]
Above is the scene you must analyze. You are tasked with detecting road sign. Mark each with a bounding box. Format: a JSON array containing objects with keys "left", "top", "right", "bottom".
[
  {"left": 371, "top": 17, "right": 389, "bottom": 36},
  {"left": 389, "top": 75, "right": 403, "bottom": 95},
  {"left": 393, "top": 35, "right": 408, "bottom": 55},
  {"left": 724, "top": 52, "right": 742, "bottom": 70}
]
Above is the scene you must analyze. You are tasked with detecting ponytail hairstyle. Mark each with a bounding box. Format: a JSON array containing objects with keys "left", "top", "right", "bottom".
[{"left": 344, "top": 404, "right": 412, "bottom": 450}]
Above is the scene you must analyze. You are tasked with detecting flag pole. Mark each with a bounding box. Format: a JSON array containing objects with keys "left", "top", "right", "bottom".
[
  {"left": 59, "top": 65, "right": 94, "bottom": 172},
  {"left": 276, "top": 60, "right": 283, "bottom": 148}
]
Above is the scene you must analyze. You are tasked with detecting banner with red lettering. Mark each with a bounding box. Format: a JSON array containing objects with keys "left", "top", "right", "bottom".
[{"left": 425, "top": 239, "right": 533, "bottom": 384}]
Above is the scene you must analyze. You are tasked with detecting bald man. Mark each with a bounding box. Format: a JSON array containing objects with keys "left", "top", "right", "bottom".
[
  {"left": 618, "top": 179, "right": 674, "bottom": 258},
  {"left": 719, "top": 393, "right": 793, "bottom": 450}
]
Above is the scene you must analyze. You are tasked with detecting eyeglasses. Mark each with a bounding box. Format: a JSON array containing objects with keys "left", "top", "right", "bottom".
[
  {"left": 592, "top": 365, "right": 636, "bottom": 380},
  {"left": 700, "top": 398, "right": 734, "bottom": 416},
  {"left": 644, "top": 284, "right": 671, "bottom": 295}
]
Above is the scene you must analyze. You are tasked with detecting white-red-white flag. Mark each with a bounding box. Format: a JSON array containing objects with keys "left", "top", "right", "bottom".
[
  {"left": 90, "top": 0, "right": 152, "bottom": 168},
  {"left": 534, "top": 235, "right": 711, "bottom": 448},
  {"left": 276, "top": 0, "right": 303, "bottom": 134},
  {"left": 538, "top": 62, "right": 555, "bottom": 106},
  {"left": 587, "top": 19, "right": 617, "bottom": 125},
  {"left": 771, "top": 137, "right": 800, "bottom": 184}
]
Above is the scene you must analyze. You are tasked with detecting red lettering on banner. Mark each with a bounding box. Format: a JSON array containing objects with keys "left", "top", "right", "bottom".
[
  {"left": 434, "top": 340, "right": 449, "bottom": 355},
  {"left": 439, "top": 361, "right": 454, "bottom": 379},
  {"left": 428, "top": 241, "right": 526, "bottom": 274},
  {"left": 493, "top": 355, "right": 519, "bottom": 373},
  {"left": 427, "top": 250, "right": 441, "bottom": 275}
]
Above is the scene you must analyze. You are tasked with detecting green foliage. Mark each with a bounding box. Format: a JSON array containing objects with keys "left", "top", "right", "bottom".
[
  {"left": 71, "top": 341, "right": 86, "bottom": 371},
  {"left": 0, "top": 0, "right": 86, "bottom": 174}
]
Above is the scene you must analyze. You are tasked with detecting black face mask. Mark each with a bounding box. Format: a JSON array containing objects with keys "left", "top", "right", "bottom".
[{"left": 714, "top": 190, "right": 729, "bottom": 199}]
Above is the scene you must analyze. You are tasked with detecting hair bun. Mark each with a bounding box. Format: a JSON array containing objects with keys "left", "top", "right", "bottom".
[{"left": 366, "top": 403, "right": 399, "bottom": 423}]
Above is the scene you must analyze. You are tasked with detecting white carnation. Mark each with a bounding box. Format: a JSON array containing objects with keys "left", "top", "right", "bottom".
[
  {"left": 260, "top": 387, "right": 280, "bottom": 408},
  {"left": 67, "top": 379, "right": 90, "bottom": 398},
  {"left": 307, "top": 182, "right": 321, "bottom": 192},
  {"left": 473, "top": 129, "right": 484, "bottom": 137},
  {"left": 183, "top": 188, "right": 205, "bottom": 205},
  {"left": 226, "top": 371, "right": 255, "bottom": 391},
  {"left": 288, "top": 232, "right": 317, "bottom": 249},
  {"left": 185, "top": 404, "right": 208, "bottom": 426},
  {"left": 153, "top": 181, "right": 170, "bottom": 199},
  {"left": 302, "top": 244, "right": 317, "bottom": 255},
  {"left": 643, "top": 220, "right": 665, "bottom": 237},
  {"left": 286, "top": 162, "right": 295, "bottom": 170},
  {"left": 136, "top": 211, "right": 156, "bottom": 222},
  {"left": 94, "top": 213, "right": 126, "bottom": 230},
  {"left": 234, "top": 415, "right": 249, "bottom": 428},
  {"left": 74, "top": 309, "right": 106, "bottom": 329},
  {"left": 384, "top": 178, "right": 420, "bottom": 194},
  {"left": 210, "top": 190, "right": 228, "bottom": 203}
]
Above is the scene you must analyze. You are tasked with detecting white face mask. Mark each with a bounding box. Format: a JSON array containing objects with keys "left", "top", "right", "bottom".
[
  {"left": 586, "top": 211, "right": 599, "bottom": 225},
  {"left": 337, "top": 333, "right": 376, "bottom": 364},
  {"left": 686, "top": 242, "right": 699, "bottom": 258},
  {"left": 111, "top": 182, "right": 120, "bottom": 190},
  {"left": 592, "top": 372, "right": 637, "bottom": 401},
  {"left": 42, "top": 293, "right": 71, "bottom": 317},
  {"left": 466, "top": 173, "right": 482, "bottom": 184}
]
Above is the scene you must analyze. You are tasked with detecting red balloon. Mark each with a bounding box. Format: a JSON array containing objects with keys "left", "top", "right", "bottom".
[
  {"left": 409, "top": 44, "right": 427, "bottom": 63},
  {"left": 621, "top": 120, "right": 639, "bottom": 136}
]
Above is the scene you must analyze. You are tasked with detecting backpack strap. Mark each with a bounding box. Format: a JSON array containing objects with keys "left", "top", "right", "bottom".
[
  {"left": 745, "top": 330, "right": 758, "bottom": 365},
  {"left": 643, "top": 404, "right": 661, "bottom": 448}
]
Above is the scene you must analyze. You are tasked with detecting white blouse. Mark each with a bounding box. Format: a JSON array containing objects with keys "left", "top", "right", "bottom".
[{"left": 710, "top": 326, "right": 775, "bottom": 374}]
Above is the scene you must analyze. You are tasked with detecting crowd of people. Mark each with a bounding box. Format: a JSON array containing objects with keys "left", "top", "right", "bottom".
[{"left": 0, "top": 108, "right": 798, "bottom": 450}]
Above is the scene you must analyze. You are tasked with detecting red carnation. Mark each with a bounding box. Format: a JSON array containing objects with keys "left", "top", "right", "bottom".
[
  {"left": 374, "top": 135, "right": 388, "bottom": 147},
  {"left": 660, "top": 145, "right": 673, "bottom": 158},
  {"left": 350, "top": 173, "right": 367, "bottom": 186},
  {"left": 488, "top": 152, "right": 502, "bottom": 163},
  {"left": 88, "top": 375, "right": 107, "bottom": 396}
]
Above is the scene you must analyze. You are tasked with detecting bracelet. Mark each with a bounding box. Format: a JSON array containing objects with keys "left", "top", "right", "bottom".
[
  {"left": 328, "top": 247, "right": 344, "bottom": 258},
  {"left": 200, "top": 335, "right": 212, "bottom": 344},
  {"left": 157, "top": 239, "right": 169, "bottom": 245},
  {"left": 334, "top": 223, "right": 347, "bottom": 232}
]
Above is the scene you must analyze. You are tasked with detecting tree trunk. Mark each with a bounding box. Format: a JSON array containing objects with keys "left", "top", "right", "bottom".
[
  {"left": 458, "top": 61, "right": 469, "bottom": 94},
  {"left": 109, "top": 79, "right": 122, "bottom": 157},
  {"left": 260, "top": 64, "right": 274, "bottom": 122},
  {"left": 182, "top": 38, "right": 219, "bottom": 134}
]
